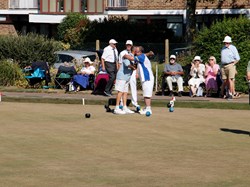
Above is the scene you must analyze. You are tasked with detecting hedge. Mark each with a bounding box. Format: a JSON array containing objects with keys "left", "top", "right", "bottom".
[{"left": 0, "top": 33, "right": 63, "bottom": 68}]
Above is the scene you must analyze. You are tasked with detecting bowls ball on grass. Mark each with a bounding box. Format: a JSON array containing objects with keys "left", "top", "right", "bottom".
[
  {"left": 145, "top": 111, "right": 151, "bottom": 117},
  {"left": 85, "top": 113, "right": 91, "bottom": 118},
  {"left": 169, "top": 107, "right": 174, "bottom": 112}
]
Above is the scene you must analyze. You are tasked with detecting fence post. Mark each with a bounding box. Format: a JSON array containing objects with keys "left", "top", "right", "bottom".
[
  {"left": 96, "top": 40, "right": 100, "bottom": 51},
  {"left": 165, "top": 39, "right": 169, "bottom": 64},
  {"left": 155, "top": 62, "right": 158, "bottom": 92}
]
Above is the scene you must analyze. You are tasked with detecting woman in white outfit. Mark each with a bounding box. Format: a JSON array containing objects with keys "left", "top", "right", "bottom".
[{"left": 188, "top": 56, "right": 205, "bottom": 97}]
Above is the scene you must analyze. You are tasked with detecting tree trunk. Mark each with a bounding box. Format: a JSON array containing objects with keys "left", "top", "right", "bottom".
[{"left": 185, "top": 0, "right": 197, "bottom": 44}]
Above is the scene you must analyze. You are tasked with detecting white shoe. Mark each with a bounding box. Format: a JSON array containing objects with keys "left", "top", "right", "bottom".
[
  {"left": 123, "top": 107, "right": 135, "bottom": 114},
  {"left": 139, "top": 109, "right": 152, "bottom": 115},
  {"left": 114, "top": 108, "right": 126, "bottom": 115},
  {"left": 139, "top": 109, "right": 146, "bottom": 115}
]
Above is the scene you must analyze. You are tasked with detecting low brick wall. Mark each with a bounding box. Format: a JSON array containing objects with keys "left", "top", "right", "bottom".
[{"left": 0, "top": 24, "right": 17, "bottom": 36}]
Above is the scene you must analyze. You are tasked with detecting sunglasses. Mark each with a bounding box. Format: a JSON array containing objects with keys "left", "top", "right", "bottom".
[{"left": 209, "top": 59, "right": 214, "bottom": 61}]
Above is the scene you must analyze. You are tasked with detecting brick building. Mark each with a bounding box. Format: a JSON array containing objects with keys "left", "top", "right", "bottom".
[{"left": 0, "top": 0, "right": 249, "bottom": 37}]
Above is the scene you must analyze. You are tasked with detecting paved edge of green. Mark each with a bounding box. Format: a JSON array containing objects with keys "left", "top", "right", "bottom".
[{"left": 2, "top": 96, "right": 250, "bottom": 110}]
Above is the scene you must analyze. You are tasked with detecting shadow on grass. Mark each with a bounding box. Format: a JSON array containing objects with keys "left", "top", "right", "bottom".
[{"left": 220, "top": 128, "right": 250, "bottom": 136}]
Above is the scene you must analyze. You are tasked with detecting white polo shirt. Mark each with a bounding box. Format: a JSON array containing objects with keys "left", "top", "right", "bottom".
[{"left": 102, "top": 45, "right": 118, "bottom": 63}]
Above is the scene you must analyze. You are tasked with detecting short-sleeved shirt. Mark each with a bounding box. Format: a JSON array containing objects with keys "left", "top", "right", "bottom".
[
  {"left": 101, "top": 45, "right": 118, "bottom": 63},
  {"left": 80, "top": 66, "right": 96, "bottom": 74},
  {"left": 164, "top": 63, "right": 183, "bottom": 78},
  {"left": 116, "top": 59, "right": 133, "bottom": 81},
  {"left": 135, "top": 54, "right": 154, "bottom": 82},
  {"left": 119, "top": 50, "right": 131, "bottom": 64},
  {"left": 221, "top": 44, "right": 240, "bottom": 65}
]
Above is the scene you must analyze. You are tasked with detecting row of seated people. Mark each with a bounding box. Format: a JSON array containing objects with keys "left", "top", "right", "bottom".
[
  {"left": 162, "top": 55, "right": 222, "bottom": 97},
  {"left": 55, "top": 57, "right": 96, "bottom": 91},
  {"left": 55, "top": 57, "right": 109, "bottom": 93}
]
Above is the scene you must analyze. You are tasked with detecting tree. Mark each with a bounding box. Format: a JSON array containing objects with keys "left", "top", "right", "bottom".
[
  {"left": 57, "top": 13, "right": 90, "bottom": 48},
  {"left": 184, "top": 0, "right": 245, "bottom": 43},
  {"left": 185, "top": 0, "right": 197, "bottom": 44}
]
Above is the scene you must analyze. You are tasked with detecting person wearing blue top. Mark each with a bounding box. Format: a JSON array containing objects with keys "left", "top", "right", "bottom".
[
  {"left": 220, "top": 36, "right": 240, "bottom": 99},
  {"left": 114, "top": 46, "right": 137, "bottom": 115}
]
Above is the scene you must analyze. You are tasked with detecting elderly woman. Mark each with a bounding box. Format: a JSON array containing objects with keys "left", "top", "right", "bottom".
[
  {"left": 79, "top": 57, "right": 96, "bottom": 75},
  {"left": 73, "top": 57, "right": 96, "bottom": 91},
  {"left": 204, "top": 56, "right": 220, "bottom": 97},
  {"left": 188, "top": 56, "right": 205, "bottom": 97}
]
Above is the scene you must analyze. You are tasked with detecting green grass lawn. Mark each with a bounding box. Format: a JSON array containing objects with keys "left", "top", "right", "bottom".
[{"left": 0, "top": 102, "right": 250, "bottom": 187}]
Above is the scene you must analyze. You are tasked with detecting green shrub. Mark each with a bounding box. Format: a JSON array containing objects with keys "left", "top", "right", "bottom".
[
  {"left": 0, "top": 33, "right": 63, "bottom": 68},
  {"left": 0, "top": 60, "right": 25, "bottom": 86},
  {"left": 57, "top": 13, "right": 89, "bottom": 49},
  {"left": 193, "top": 16, "right": 250, "bottom": 92}
]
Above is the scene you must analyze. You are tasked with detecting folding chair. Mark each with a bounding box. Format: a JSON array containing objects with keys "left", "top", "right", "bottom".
[
  {"left": 54, "top": 65, "right": 77, "bottom": 89},
  {"left": 24, "top": 62, "right": 51, "bottom": 88}
]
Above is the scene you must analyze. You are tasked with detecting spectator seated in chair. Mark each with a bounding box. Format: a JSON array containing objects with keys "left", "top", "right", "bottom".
[
  {"left": 188, "top": 56, "right": 205, "bottom": 97},
  {"left": 73, "top": 57, "right": 96, "bottom": 91},
  {"left": 162, "top": 54, "right": 184, "bottom": 97},
  {"left": 204, "top": 56, "right": 220, "bottom": 97}
]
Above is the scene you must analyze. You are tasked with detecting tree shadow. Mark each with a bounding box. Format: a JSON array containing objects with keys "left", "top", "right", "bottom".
[{"left": 220, "top": 128, "right": 250, "bottom": 136}]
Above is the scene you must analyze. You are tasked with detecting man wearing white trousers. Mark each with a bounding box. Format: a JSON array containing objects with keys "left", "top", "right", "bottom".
[
  {"left": 163, "top": 55, "right": 184, "bottom": 97},
  {"left": 130, "top": 67, "right": 139, "bottom": 107}
]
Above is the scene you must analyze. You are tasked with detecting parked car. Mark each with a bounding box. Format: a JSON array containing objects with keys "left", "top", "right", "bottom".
[
  {"left": 53, "top": 50, "right": 97, "bottom": 69},
  {"left": 170, "top": 46, "right": 192, "bottom": 58}
]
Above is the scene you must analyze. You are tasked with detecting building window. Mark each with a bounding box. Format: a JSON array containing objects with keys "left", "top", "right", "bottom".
[
  {"left": 9, "top": 0, "right": 39, "bottom": 9},
  {"left": 106, "top": 0, "right": 127, "bottom": 10},
  {"left": 40, "top": 0, "right": 103, "bottom": 13}
]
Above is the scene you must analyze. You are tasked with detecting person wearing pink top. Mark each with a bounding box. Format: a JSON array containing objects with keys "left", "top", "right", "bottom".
[{"left": 204, "top": 56, "right": 220, "bottom": 97}]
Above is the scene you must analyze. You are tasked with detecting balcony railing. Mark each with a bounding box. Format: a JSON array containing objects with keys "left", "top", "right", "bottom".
[
  {"left": 106, "top": 0, "right": 127, "bottom": 10},
  {"left": 9, "top": 0, "right": 38, "bottom": 9}
]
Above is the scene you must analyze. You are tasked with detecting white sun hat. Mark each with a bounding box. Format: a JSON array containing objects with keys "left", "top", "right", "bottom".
[
  {"left": 193, "top": 56, "right": 202, "bottom": 62},
  {"left": 223, "top": 36, "right": 232, "bottom": 43},
  {"left": 83, "top": 57, "right": 93, "bottom": 64},
  {"left": 125, "top": 40, "right": 133, "bottom": 45},
  {"left": 109, "top": 39, "right": 118, "bottom": 44},
  {"left": 170, "top": 55, "right": 176, "bottom": 59}
]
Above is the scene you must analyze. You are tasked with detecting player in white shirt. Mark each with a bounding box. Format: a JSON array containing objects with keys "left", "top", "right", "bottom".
[{"left": 118, "top": 40, "right": 140, "bottom": 110}]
